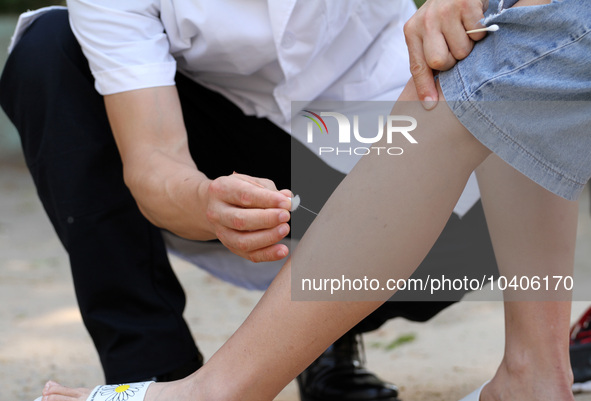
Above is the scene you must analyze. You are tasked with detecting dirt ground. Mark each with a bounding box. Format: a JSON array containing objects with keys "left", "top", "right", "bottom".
[{"left": 1, "top": 156, "right": 591, "bottom": 401}]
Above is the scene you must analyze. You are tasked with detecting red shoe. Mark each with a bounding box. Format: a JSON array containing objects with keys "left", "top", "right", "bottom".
[{"left": 570, "top": 306, "right": 591, "bottom": 386}]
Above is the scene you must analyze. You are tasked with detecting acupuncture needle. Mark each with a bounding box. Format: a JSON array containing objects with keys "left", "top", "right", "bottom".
[
  {"left": 290, "top": 195, "right": 318, "bottom": 216},
  {"left": 297, "top": 204, "right": 318, "bottom": 216}
]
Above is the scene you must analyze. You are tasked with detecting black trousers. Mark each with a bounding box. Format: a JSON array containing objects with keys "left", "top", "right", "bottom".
[{"left": 0, "top": 10, "right": 498, "bottom": 383}]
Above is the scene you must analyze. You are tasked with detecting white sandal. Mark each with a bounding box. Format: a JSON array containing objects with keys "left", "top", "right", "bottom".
[
  {"left": 34, "top": 381, "right": 154, "bottom": 401},
  {"left": 459, "top": 381, "right": 489, "bottom": 401}
]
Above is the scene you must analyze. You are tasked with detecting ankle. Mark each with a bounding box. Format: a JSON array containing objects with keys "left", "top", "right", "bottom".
[
  {"left": 187, "top": 368, "right": 276, "bottom": 401},
  {"left": 486, "top": 352, "right": 574, "bottom": 401},
  {"left": 180, "top": 372, "right": 226, "bottom": 401},
  {"left": 502, "top": 345, "right": 573, "bottom": 386}
]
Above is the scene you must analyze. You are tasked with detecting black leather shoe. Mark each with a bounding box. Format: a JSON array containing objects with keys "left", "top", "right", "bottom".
[{"left": 297, "top": 333, "right": 400, "bottom": 401}]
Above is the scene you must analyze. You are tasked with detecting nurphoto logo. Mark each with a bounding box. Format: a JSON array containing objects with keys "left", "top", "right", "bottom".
[{"left": 301, "top": 111, "right": 418, "bottom": 156}]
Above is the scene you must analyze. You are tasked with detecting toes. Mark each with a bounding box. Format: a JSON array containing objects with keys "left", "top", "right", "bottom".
[
  {"left": 43, "top": 395, "right": 83, "bottom": 401},
  {"left": 42, "top": 381, "right": 91, "bottom": 401}
]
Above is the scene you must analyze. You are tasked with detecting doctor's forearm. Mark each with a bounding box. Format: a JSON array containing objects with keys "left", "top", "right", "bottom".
[{"left": 104, "top": 86, "right": 216, "bottom": 240}]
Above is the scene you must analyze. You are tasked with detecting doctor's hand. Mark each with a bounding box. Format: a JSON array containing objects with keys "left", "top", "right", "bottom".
[
  {"left": 128, "top": 160, "right": 293, "bottom": 263},
  {"left": 203, "top": 173, "right": 293, "bottom": 263},
  {"left": 105, "top": 86, "right": 292, "bottom": 263},
  {"left": 404, "top": 0, "right": 489, "bottom": 109}
]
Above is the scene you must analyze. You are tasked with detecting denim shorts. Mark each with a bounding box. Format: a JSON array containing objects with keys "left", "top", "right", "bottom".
[{"left": 439, "top": 0, "right": 591, "bottom": 201}]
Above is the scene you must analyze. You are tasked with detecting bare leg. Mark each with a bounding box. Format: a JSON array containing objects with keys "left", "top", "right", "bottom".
[
  {"left": 476, "top": 155, "right": 577, "bottom": 401},
  {"left": 42, "top": 80, "right": 491, "bottom": 401}
]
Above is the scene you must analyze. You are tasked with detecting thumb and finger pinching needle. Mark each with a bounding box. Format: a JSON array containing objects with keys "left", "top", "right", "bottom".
[{"left": 233, "top": 173, "right": 318, "bottom": 216}]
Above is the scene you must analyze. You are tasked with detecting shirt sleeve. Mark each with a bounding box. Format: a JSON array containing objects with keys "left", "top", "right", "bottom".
[{"left": 66, "top": 0, "right": 177, "bottom": 95}]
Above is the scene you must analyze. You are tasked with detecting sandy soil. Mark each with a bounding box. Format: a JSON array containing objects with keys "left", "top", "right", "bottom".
[{"left": 1, "top": 157, "right": 591, "bottom": 401}]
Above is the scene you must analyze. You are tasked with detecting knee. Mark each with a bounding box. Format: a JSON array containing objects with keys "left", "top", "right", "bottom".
[
  {"left": 0, "top": 8, "right": 93, "bottom": 124},
  {"left": 14, "top": 9, "right": 78, "bottom": 59},
  {"left": 1, "top": 9, "right": 87, "bottom": 91}
]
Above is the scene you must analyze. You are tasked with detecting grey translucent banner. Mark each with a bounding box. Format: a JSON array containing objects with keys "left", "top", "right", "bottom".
[{"left": 290, "top": 100, "right": 591, "bottom": 302}]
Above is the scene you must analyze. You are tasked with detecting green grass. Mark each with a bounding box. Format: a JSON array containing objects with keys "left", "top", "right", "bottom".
[{"left": 371, "top": 333, "right": 417, "bottom": 351}]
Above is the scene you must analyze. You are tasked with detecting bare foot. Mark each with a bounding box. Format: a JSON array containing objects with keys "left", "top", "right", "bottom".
[
  {"left": 38, "top": 379, "right": 194, "bottom": 401},
  {"left": 39, "top": 381, "right": 91, "bottom": 401}
]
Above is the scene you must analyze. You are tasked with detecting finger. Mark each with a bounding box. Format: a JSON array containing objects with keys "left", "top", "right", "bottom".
[
  {"left": 231, "top": 172, "right": 278, "bottom": 191},
  {"left": 441, "top": 17, "right": 475, "bottom": 61},
  {"left": 218, "top": 223, "right": 291, "bottom": 256},
  {"left": 423, "top": 30, "right": 457, "bottom": 72},
  {"left": 405, "top": 31, "right": 438, "bottom": 109},
  {"left": 465, "top": 29, "right": 487, "bottom": 42},
  {"left": 463, "top": 1, "right": 488, "bottom": 42},
  {"left": 215, "top": 206, "right": 291, "bottom": 231},
  {"left": 209, "top": 176, "right": 291, "bottom": 210},
  {"left": 246, "top": 243, "right": 290, "bottom": 263},
  {"left": 279, "top": 189, "right": 293, "bottom": 198}
]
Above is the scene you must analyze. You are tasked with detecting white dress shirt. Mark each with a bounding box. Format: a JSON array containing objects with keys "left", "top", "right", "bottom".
[
  {"left": 63, "top": 0, "right": 416, "bottom": 128},
  {"left": 8, "top": 2, "right": 482, "bottom": 289}
]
